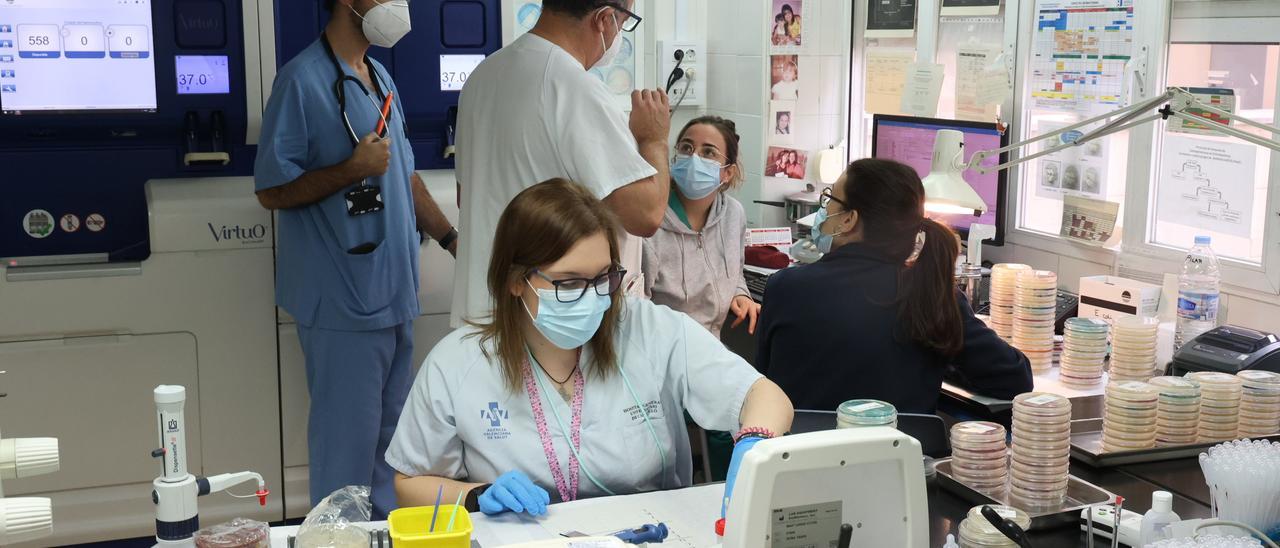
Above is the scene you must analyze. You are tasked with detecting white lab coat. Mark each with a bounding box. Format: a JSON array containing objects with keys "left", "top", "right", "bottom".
[
  {"left": 385, "top": 298, "right": 762, "bottom": 501},
  {"left": 451, "top": 32, "right": 658, "bottom": 327}
]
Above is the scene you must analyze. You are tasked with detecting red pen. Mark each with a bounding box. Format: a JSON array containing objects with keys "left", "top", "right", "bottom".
[{"left": 375, "top": 91, "right": 394, "bottom": 137}]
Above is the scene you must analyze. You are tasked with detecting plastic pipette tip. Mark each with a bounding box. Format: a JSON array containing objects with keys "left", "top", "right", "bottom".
[
  {"left": 715, "top": 518, "right": 725, "bottom": 537},
  {"left": 256, "top": 489, "right": 270, "bottom": 506}
]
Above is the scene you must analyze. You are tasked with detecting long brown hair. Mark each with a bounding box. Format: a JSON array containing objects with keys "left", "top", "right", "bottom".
[
  {"left": 840, "top": 159, "right": 964, "bottom": 356},
  {"left": 471, "top": 178, "right": 625, "bottom": 391}
]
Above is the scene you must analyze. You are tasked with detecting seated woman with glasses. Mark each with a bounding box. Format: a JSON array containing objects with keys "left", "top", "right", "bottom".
[
  {"left": 387, "top": 178, "right": 794, "bottom": 516},
  {"left": 756, "top": 159, "right": 1032, "bottom": 415},
  {"left": 642, "top": 116, "right": 759, "bottom": 339}
]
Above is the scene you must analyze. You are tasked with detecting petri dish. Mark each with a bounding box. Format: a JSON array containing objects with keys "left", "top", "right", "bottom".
[{"left": 837, "top": 399, "right": 898, "bottom": 428}]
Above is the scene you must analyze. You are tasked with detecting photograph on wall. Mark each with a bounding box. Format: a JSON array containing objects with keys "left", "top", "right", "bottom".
[
  {"left": 941, "top": 0, "right": 1002, "bottom": 17},
  {"left": 866, "top": 0, "right": 917, "bottom": 38},
  {"left": 769, "top": 0, "right": 807, "bottom": 53},
  {"left": 769, "top": 101, "right": 796, "bottom": 145},
  {"left": 770, "top": 55, "right": 801, "bottom": 101},
  {"left": 766, "top": 147, "right": 808, "bottom": 180},
  {"left": 1033, "top": 120, "right": 1109, "bottom": 200}
]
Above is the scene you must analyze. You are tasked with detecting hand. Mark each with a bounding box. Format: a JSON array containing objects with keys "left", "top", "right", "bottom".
[
  {"left": 721, "top": 436, "right": 765, "bottom": 518},
  {"left": 477, "top": 471, "right": 550, "bottom": 516},
  {"left": 629, "top": 89, "right": 670, "bottom": 147},
  {"left": 347, "top": 132, "right": 392, "bottom": 179},
  {"left": 729, "top": 295, "right": 761, "bottom": 334}
]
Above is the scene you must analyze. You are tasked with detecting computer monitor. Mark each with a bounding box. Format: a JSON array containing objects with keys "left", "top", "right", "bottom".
[
  {"left": 0, "top": 0, "right": 157, "bottom": 114},
  {"left": 871, "top": 114, "right": 1008, "bottom": 246}
]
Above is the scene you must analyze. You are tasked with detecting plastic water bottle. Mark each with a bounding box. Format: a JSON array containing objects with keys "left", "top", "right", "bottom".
[{"left": 1175, "top": 236, "right": 1221, "bottom": 351}]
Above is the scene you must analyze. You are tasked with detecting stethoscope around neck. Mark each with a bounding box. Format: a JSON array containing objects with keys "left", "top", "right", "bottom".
[{"left": 321, "top": 32, "right": 392, "bottom": 148}]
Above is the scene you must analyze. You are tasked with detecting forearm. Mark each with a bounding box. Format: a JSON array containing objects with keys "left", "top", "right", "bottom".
[
  {"left": 738, "top": 378, "right": 793, "bottom": 436},
  {"left": 411, "top": 172, "right": 454, "bottom": 241},
  {"left": 256, "top": 160, "right": 362, "bottom": 210},
  {"left": 394, "top": 473, "right": 484, "bottom": 509},
  {"left": 637, "top": 140, "right": 671, "bottom": 211}
]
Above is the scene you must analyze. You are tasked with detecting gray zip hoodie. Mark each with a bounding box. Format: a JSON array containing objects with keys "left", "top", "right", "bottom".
[{"left": 641, "top": 192, "right": 751, "bottom": 339}]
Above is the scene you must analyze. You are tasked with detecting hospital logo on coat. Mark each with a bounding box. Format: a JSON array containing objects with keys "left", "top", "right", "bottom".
[{"left": 481, "top": 402, "right": 511, "bottom": 441}]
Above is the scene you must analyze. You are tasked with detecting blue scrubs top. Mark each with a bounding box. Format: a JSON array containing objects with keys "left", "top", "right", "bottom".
[{"left": 255, "top": 39, "right": 420, "bottom": 331}]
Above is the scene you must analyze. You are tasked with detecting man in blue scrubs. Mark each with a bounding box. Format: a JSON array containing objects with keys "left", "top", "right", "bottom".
[{"left": 254, "top": 0, "right": 456, "bottom": 518}]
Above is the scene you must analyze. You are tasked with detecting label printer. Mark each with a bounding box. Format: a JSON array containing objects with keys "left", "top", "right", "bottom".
[{"left": 1170, "top": 325, "right": 1280, "bottom": 376}]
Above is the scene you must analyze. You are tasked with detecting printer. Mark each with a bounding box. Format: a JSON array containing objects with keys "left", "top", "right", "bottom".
[{"left": 1170, "top": 325, "right": 1280, "bottom": 376}]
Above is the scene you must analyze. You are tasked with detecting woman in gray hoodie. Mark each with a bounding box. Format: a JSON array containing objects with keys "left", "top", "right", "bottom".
[{"left": 642, "top": 116, "right": 759, "bottom": 339}]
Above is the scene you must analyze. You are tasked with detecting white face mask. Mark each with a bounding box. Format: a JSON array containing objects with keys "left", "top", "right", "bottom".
[
  {"left": 591, "top": 8, "right": 622, "bottom": 70},
  {"left": 352, "top": 0, "right": 412, "bottom": 48}
]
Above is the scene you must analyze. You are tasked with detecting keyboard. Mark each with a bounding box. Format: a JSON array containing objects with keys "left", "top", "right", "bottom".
[{"left": 745, "top": 270, "right": 770, "bottom": 299}]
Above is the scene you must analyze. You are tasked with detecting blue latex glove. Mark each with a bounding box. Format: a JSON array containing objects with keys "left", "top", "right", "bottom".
[
  {"left": 721, "top": 436, "right": 765, "bottom": 518},
  {"left": 477, "top": 471, "right": 551, "bottom": 516}
]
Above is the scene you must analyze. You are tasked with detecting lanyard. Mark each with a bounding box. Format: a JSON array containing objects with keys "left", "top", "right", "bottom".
[
  {"left": 523, "top": 356, "right": 585, "bottom": 502},
  {"left": 320, "top": 33, "right": 392, "bottom": 147}
]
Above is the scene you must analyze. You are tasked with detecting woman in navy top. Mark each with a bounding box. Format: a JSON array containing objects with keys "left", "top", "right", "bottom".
[{"left": 756, "top": 159, "right": 1032, "bottom": 413}]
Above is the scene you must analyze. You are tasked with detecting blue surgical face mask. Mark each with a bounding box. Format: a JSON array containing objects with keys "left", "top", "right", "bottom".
[
  {"left": 671, "top": 155, "right": 724, "bottom": 200},
  {"left": 811, "top": 207, "right": 851, "bottom": 254},
  {"left": 523, "top": 281, "right": 612, "bottom": 350}
]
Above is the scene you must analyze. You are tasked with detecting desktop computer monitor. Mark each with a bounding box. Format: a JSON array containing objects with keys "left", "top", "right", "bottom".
[{"left": 871, "top": 114, "right": 1008, "bottom": 246}]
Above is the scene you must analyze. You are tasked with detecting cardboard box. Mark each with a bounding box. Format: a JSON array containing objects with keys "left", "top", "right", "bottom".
[{"left": 1079, "top": 275, "right": 1162, "bottom": 327}]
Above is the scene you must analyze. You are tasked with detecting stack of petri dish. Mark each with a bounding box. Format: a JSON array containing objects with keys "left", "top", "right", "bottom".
[
  {"left": 1149, "top": 376, "right": 1202, "bottom": 446},
  {"left": 1060, "top": 318, "right": 1110, "bottom": 387},
  {"left": 1237, "top": 370, "right": 1280, "bottom": 438},
  {"left": 949, "top": 421, "right": 1009, "bottom": 494},
  {"left": 989, "top": 264, "right": 1031, "bottom": 342},
  {"left": 836, "top": 399, "right": 898, "bottom": 429},
  {"left": 958, "top": 505, "right": 1031, "bottom": 548},
  {"left": 1103, "top": 381, "right": 1160, "bottom": 452},
  {"left": 1109, "top": 316, "right": 1160, "bottom": 382},
  {"left": 1187, "top": 372, "right": 1243, "bottom": 443},
  {"left": 1010, "top": 392, "right": 1072, "bottom": 507},
  {"left": 1013, "top": 270, "right": 1058, "bottom": 374}
]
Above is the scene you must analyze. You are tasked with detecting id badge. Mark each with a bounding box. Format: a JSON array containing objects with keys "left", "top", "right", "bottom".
[{"left": 345, "top": 185, "right": 383, "bottom": 216}]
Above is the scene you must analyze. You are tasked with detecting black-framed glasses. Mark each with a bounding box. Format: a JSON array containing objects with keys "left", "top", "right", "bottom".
[
  {"left": 674, "top": 142, "right": 729, "bottom": 165},
  {"left": 531, "top": 267, "right": 628, "bottom": 303},
  {"left": 819, "top": 187, "right": 849, "bottom": 210},
  {"left": 604, "top": 2, "right": 642, "bottom": 32}
]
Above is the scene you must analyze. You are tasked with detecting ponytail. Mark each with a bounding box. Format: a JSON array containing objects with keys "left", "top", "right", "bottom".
[{"left": 897, "top": 219, "right": 963, "bottom": 357}]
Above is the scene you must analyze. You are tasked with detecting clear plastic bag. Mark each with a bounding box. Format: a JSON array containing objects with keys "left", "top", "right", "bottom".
[
  {"left": 295, "top": 486, "right": 372, "bottom": 548},
  {"left": 193, "top": 517, "right": 269, "bottom": 548}
]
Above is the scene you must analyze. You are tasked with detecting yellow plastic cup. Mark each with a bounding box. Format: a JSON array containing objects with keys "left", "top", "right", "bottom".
[{"left": 388, "top": 505, "right": 473, "bottom": 548}]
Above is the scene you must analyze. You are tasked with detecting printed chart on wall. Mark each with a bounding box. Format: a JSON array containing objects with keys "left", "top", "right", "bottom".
[
  {"left": 864, "top": 49, "right": 915, "bottom": 115},
  {"left": 502, "top": 0, "right": 643, "bottom": 110},
  {"left": 1034, "top": 121, "right": 1109, "bottom": 199},
  {"left": 1155, "top": 134, "right": 1257, "bottom": 238},
  {"left": 1030, "top": 0, "right": 1135, "bottom": 115},
  {"left": 955, "top": 44, "right": 1004, "bottom": 122},
  {"left": 769, "top": 0, "right": 809, "bottom": 54}
]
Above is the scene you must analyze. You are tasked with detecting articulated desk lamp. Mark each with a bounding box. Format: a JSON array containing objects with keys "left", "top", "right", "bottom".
[{"left": 925, "top": 87, "right": 1280, "bottom": 304}]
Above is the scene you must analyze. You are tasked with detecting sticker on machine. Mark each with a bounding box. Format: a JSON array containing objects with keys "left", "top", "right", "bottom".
[
  {"left": 85, "top": 213, "right": 106, "bottom": 232},
  {"left": 60, "top": 213, "right": 81, "bottom": 233},
  {"left": 22, "top": 209, "right": 55, "bottom": 239},
  {"left": 770, "top": 500, "right": 842, "bottom": 548}
]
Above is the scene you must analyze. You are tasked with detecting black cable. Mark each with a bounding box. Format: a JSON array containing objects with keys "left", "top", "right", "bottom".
[{"left": 664, "top": 49, "right": 686, "bottom": 94}]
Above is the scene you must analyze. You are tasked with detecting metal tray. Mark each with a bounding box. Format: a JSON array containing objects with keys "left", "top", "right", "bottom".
[
  {"left": 1068, "top": 418, "right": 1280, "bottom": 467},
  {"left": 934, "top": 458, "right": 1115, "bottom": 531}
]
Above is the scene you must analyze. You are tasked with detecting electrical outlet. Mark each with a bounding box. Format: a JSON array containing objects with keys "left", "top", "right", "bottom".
[{"left": 658, "top": 40, "right": 706, "bottom": 108}]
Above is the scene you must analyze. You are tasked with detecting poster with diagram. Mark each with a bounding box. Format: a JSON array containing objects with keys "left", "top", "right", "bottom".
[
  {"left": 1030, "top": 0, "right": 1135, "bottom": 115},
  {"left": 1034, "top": 121, "right": 1109, "bottom": 200},
  {"left": 1155, "top": 134, "right": 1256, "bottom": 238},
  {"left": 502, "top": 0, "right": 644, "bottom": 111}
]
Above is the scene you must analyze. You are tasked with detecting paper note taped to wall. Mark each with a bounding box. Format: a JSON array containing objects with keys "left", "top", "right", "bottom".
[
  {"left": 900, "top": 62, "right": 945, "bottom": 118},
  {"left": 864, "top": 49, "right": 915, "bottom": 115},
  {"left": 1059, "top": 195, "right": 1119, "bottom": 246},
  {"left": 1168, "top": 87, "right": 1237, "bottom": 136},
  {"left": 955, "top": 44, "right": 1004, "bottom": 122}
]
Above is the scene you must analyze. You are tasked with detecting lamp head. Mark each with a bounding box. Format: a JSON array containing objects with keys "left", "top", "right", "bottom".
[{"left": 922, "top": 129, "right": 987, "bottom": 216}]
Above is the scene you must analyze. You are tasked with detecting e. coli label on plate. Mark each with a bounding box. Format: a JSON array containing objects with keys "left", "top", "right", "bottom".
[
  {"left": 771, "top": 501, "right": 842, "bottom": 548},
  {"left": 1025, "top": 394, "right": 1059, "bottom": 406},
  {"left": 847, "top": 402, "right": 884, "bottom": 413}
]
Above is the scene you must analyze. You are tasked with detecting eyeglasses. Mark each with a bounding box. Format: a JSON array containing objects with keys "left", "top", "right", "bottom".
[
  {"left": 675, "top": 142, "right": 729, "bottom": 165},
  {"left": 531, "top": 267, "right": 628, "bottom": 303},
  {"left": 604, "top": 2, "right": 642, "bottom": 32},
  {"left": 819, "top": 187, "right": 850, "bottom": 210}
]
